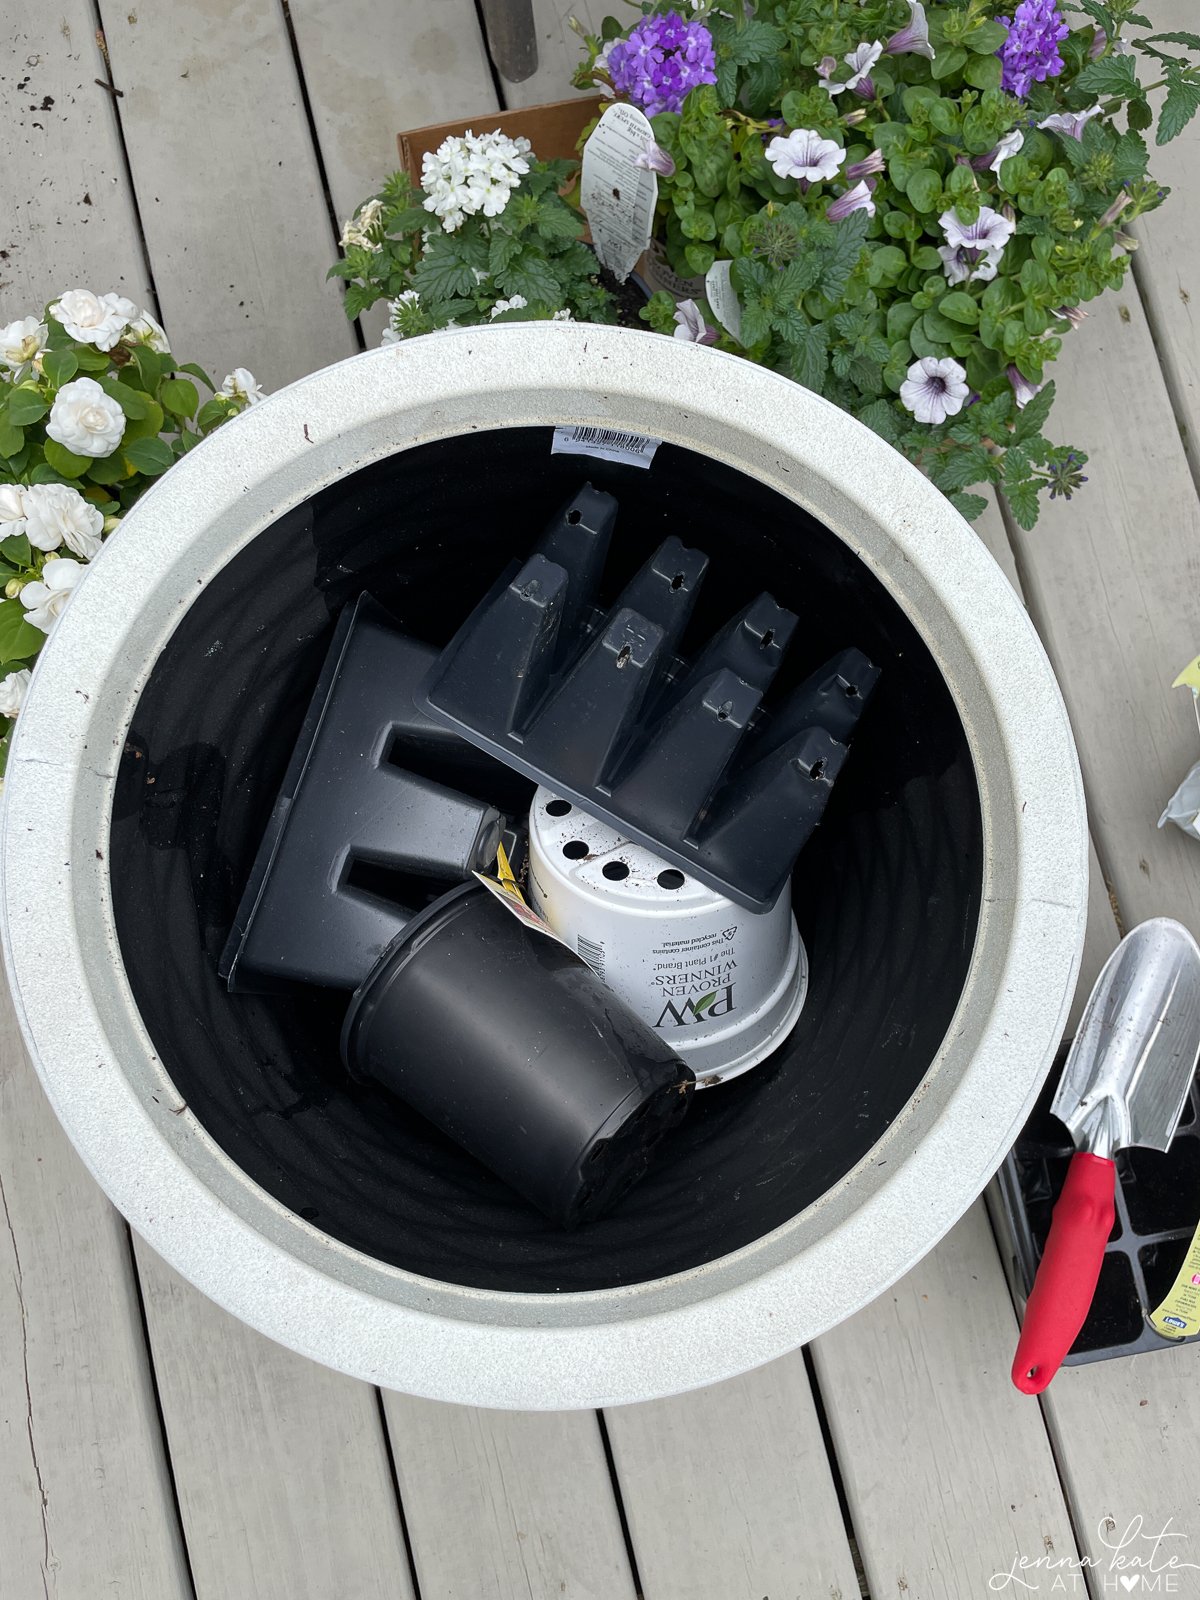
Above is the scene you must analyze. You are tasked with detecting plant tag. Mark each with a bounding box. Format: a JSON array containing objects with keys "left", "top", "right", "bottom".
[
  {"left": 705, "top": 260, "right": 743, "bottom": 344},
  {"left": 551, "top": 424, "right": 662, "bottom": 470},
  {"left": 474, "top": 842, "right": 569, "bottom": 945},
  {"left": 580, "top": 103, "right": 658, "bottom": 282},
  {"left": 640, "top": 240, "right": 706, "bottom": 301},
  {"left": 1147, "top": 1214, "right": 1200, "bottom": 1341}
]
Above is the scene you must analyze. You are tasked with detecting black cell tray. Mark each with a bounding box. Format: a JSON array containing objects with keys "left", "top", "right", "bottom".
[{"left": 995, "top": 1053, "right": 1200, "bottom": 1365}]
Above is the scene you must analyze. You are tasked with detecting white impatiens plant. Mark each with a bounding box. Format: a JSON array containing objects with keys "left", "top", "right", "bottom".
[{"left": 0, "top": 290, "right": 264, "bottom": 775}]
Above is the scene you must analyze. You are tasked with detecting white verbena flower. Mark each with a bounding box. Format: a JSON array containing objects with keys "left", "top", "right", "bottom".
[
  {"left": 340, "top": 197, "right": 386, "bottom": 251},
  {"left": 380, "top": 290, "right": 422, "bottom": 344},
  {"left": 220, "top": 368, "right": 265, "bottom": 405},
  {"left": 938, "top": 205, "right": 1015, "bottom": 285},
  {"left": 551, "top": 308, "right": 574, "bottom": 322},
  {"left": 22, "top": 482, "right": 104, "bottom": 559},
  {"left": 0, "top": 668, "right": 31, "bottom": 718},
  {"left": 672, "top": 300, "right": 718, "bottom": 344},
  {"left": 0, "top": 316, "right": 49, "bottom": 371},
  {"left": 825, "top": 40, "right": 883, "bottom": 96},
  {"left": 421, "top": 129, "right": 531, "bottom": 233},
  {"left": 1037, "top": 105, "right": 1103, "bottom": 141},
  {"left": 900, "top": 356, "right": 970, "bottom": 425},
  {"left": 49, "top": 289, "right": 138, "bottom": 352},
  {"left": 46, "top": 376, "right": 126, "bottom": 458},
  {"left": 765, "top": 128, "right": 845, "bottom": 185},
  {"left": 988, "top": 129, "right": 1025, "bottom": 178},
  {"left": 19, "top": 557, "right": 84, "bottom": 633},
  {"left": 126, "top": 310, "right": 170, "bottom": 352},
  {"left": 489, "top": 295, "right": 528, "bottom": 319}
]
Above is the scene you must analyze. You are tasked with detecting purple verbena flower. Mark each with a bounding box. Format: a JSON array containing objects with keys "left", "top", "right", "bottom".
[
  {"left": 996, "top": 0, "right": 1069, "bottom": 99},
  {"left": 607, "top": 11, "right": 717, "bottom": 118}
]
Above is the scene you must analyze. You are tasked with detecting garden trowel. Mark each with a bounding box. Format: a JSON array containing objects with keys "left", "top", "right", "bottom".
[{"left": 1012, "top": 917, "right": 1200, "bottom": 1394}]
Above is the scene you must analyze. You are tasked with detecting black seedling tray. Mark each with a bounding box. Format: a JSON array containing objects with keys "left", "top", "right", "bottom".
[{"left": 996, "top": 1055, "right": 1200, "bottom": 1364}]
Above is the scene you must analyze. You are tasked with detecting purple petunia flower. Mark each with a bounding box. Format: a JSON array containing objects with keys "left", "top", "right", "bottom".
[
  {"left": 607, "top": 11, "right": 718, "bottom": 118},
  {"left": 996, "top": 0, "right": 1069, "bottom": 98}
]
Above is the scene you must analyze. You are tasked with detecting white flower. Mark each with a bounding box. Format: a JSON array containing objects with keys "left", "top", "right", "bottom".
[
  {"left": 126, "top": 310, "right": 170, "bottom": 352},
  {"left": 489, "top": 295, "right": 528, "bottom": 319},
  {"left": 0, "top": 483, "right": 28, "bottom": 534},
  {"left": 46, "top": 377, "right": 126, "bottom": 458},
  {"left": 766, "top": 128, "right": 845, "bottom": 185},
  {"left": 1007, "top": 364, "right": 1043, "bottom": 410},
  {"left": 0, "top": 316, "right": 49, "bottom": 372},
  {"left": 885, "top": 2, "right": 935, "bottom": 60},
  {"left": 0, "top": 668, "right": 31, "bottom": 718},
  {"left": 672, "top": 300, "right": 717, "bottom": 344},
  {"left": 380, "top": 290, "right": 422, "bottom": 344},
  {"left": 551, "top": 308, "right": 574, "bottom": 322},
  {"left": 938, "top": 205, "right": 1015, "bottom": 285},
  {"left": 19, "top": 557, "right": 84, "bottom": 633},
  {"left": 989, "top": 129, "right": 1024, "bottom": 178},
  {"left": 340, "top": 197, "right": 386, "bottom": 251},
  {"left": 1037, "top": 105, "right": 1103, "bottom": 141},
  {"left": 827, "top": 180, "right": 877, "bottom": 221},
  {"left": 826, "top": 40, "right": 883, "bottom": 95},
  {"left": 900, "top": 356, "right": 970, "bottom": 425},
  {"left": 220, "top": 368, "right": 265, "bottom": 405},
  {"left": 421, "top": 129, "right": 531, "bottom": 233},
  {"left": 22, "top": 482, "right": 104, "bottom": 558},
  {"left": 49, "top": 289, "right": 138, "bottom": 352}
]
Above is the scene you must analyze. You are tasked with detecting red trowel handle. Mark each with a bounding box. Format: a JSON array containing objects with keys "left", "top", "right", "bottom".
[{"left": 1012, "top": 1151, "right": 1116, "bottom": 1395}]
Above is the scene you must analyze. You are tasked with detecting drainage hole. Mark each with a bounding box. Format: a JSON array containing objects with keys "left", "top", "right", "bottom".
[
  {"left": 761, "top": 628, "right": 775, "bottom": 649},
  {"left": 845, "top": 682, "right": 860, "bottom": 697},
  {"left": 716, "top": 700, "right": 733, "bottom": 721},
  {"left": 615, "top": 644, "right": 632, "bottom": 669},
  {"left": 567, "top": 508, "right": 582, "bottom": 525},
  {"left": 810, "top": 759, "right": 827, "bottom": 781},
  {"left": 669, "top": 572, "right": 685, "bottom": 591},
  {"left": 657, "top": 869, "right": 686, "bottom": 890},
  {"left": 602, "top": 861, "right": 629, "bottom": 881},
  {"left": 545, "top": 798, "right": 572, "bottom": 817},
  {"left": 563, "top": 840, "right": 589, "bottom": 860}
]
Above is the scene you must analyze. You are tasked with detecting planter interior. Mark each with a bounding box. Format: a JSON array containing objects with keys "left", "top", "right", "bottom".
[{"left": 109, "top": 426, "right": 982, "bottom": 1293}]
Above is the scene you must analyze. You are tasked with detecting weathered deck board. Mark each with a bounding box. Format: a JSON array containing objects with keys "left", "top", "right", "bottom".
[
  {"left": 0, "top": 991, "right": 191, "bottom": 1600},
  {"left": 382, "top": 1396, "right": 638, "bottom": 1600},
  {"left": 134, "top": 1244, "right": 415, "bottom": 1600},
  {"left": 95, "top": 0, "right": 356, "bottom": 388},
  {"left": 603, "top": 1356, "right": 860, "bottom": 1600},
  {"left": 812, "top": 1203, "right": 1081, "bottom": 1600}
]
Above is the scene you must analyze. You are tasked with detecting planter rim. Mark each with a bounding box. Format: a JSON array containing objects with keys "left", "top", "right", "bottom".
[{"left": 0, "top": 324, "right": 1088, "bottom": 1409}]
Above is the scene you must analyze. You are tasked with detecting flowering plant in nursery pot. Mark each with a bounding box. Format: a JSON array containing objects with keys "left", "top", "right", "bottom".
[
  {"left": 0, "top": 291, "right": 262, "bottom": 774},
  {"left": 559, "top": 0, "right": 1198, "bottom": 528}
]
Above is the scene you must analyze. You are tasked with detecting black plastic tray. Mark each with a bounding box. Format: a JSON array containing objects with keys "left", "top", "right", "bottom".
[{"left": 995, "top": 1053, "right": 1200, "bottom": 1364}]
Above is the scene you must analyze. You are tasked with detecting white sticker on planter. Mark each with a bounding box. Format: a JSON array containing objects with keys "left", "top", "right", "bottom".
[
  {"left": 551, "top": 423, "right": 661, "bottom": 469},
  {"left": 705, "top": 260, "right": 743, "bottom": 345},
  {"left": 581, "top": 103, "right": 658, "bottom": 282}
]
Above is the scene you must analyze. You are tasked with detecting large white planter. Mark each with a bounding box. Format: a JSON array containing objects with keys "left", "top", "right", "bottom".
[{"left": 0, "top": 325, "right": 1087, "bottom": 1409}]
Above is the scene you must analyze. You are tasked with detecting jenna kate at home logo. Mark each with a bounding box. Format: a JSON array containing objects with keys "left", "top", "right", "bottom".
[{"left": 990, "top": 1518, "right": 1200, "bottom": 1593}]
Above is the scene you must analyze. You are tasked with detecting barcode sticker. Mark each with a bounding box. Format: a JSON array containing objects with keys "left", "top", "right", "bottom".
[
  {"left": 551, "top": 424, "right": 662, "bottom": 469},
  {"left": 576, "top": 934, "right": 606, "bottom": 979}
]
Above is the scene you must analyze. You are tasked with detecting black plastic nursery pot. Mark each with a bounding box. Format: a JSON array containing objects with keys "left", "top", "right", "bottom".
[{"left": 2, "top": 327, "right": 1086, "bottom": 1407}]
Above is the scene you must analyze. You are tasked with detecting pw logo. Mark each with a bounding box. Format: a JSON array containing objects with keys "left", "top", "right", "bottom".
[{"left": 655, "top": 986, "right": 735, "bottom": 1028}]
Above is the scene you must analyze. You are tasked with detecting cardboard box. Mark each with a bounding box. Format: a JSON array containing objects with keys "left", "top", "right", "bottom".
[{"left": 397, "top": 96, "right": 605, "bottom": 186}]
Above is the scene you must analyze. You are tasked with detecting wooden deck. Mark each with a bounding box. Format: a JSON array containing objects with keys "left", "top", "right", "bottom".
[{"left": 3, "top": 3, "right": 1200, "bottom": 1597}]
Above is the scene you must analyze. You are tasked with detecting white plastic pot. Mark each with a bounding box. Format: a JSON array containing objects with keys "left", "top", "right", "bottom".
[{"left": 0, "top": 325, "right": 1088, "bottom": 1409}]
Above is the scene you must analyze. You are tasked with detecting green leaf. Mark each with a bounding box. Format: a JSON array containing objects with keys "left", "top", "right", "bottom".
[
  {"left": 906, "top": 167, "right": 943, "bottom": 213},
  {"left": 43, "top": 439, "right": 92, "bottom": 478},
  {"left": 1013, "top": 379, "right": 1056, "bottom": 442},
  {"left": 535, "top": 198, "right": 583, "bottom": 240},
  {"left": 1127, "top": 97, "right": 1154, "bottom": 132},
  {"left": 41, "top": 348, "right": 78, "bottom": 386},
  {"left": 939, "top": 291, "right": 979, "bottom": 325},
  {"left": 0, "top": 417, "right": 23, "bottom": 459},
  {"left": 1159, "top": 72, "right": 1200, "bottom": 144},
  {"left": 86, "top": 453, "right": 135, "bottom": 486},
  {"left": 963, "top": 53, "right": 1003, "bottom": 91},
  {"left": 159, "top": 378, "right": 200, "bottom": 420},
  {"left": 0, "top": 533, "right": 31, "bottom": 567},
  {"left": 6, "top": 386, "right": 49, "bottom": 426},
  {"left": 1005, "top": 478, "right": 1042, "bottom": 530},
  {"left": 818, "top": 213, "right": 870, "bottom": 302},
  {"left": 947, "top": 491, "right": 989, "bottom": 522},
  {"left": 0, "top": 598, "right": 45, "bottom": 662},
  {"left": 787, "top": 323, "right": 830, "bottom": 394},
  {"left": 121, "top": 436, "right": 175, "bottom": 476},
  {"left": 97, "top": 374, "right": 155, "bottom": 419},
  {"left": 968, "top": 18, "right": 1009, "bottom": 52},
  {"left": 128, "top": 344, "right": 174, "bottom": 390},
  {"left": 175, "top": 361, "right": 216, "bottom": 392},
  {"left": 1145, "top": 30, "right": 1200, "bottom": 49},
  {"left": 195, "top": 397, "right": 228, "bottom": 432},
  {"left": 931, "top": 45, "right": 968, "bottom": 80},
  {"left": 495, "top": 249, "right": 562, "bottom": 305},
  {"left": 413, "top": 237, "right": 485, "bottom": 300},
  {"left": 1073, "top": 53, "right": 1140, "bottom": 98}
]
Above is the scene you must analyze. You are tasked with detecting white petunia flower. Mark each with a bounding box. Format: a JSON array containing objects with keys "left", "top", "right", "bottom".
[
  {"left": 0, "top": 668, "right": 31, "bottom": 718},
  {"left": 0, "top": 316, "right": 49, "bottom": 372},
  {"left": 672, "top": 300, "right": 718, "bottom": 344},
  {"left": 49, "top": 289, "right": 138, "bottom": 352},
  {"left": 46, "top": 377, "right": 126, "bottom": 457},
  {"left": 421, "top": 129, "right": 531, "bottom": 233},
  {"left": 766, "top": 128, "right": 845, "bottom": 185},
  {"left": 886, "top": 2, "right": 935, "bottom": 60},
  {"left": 19, "top": 556, "right": 84, "bottom": 633},
  {"left": 827, "top": 180, "right": 877, "bottom": 221},
  {"left": 989, "top": 129, "right": 1024, "bottom": 177},
  {"left": 938, "top": 205, "right": 1015, "bottom": 285},
  {"left": 22, "top": 482, "right": 105, "bottom": 558},
  {"left": 900, "top": 356, "right": 970, "bottom": 425},
  {"left": 489, "top": 295, "right": 528, "bottom": 318},
  {"left": 126, "top": 310, "right": 170, "bottom": 352},
  {"left": 340, "top": 197, "right": 386, "bottom": 251},
  {"left": 826, "top": 40, "right": 883, "bottom": 96},
  {"left": 1007, "top": 364, "right": 1043, "bottom": 410},
  {"left": 1037, "top": 105, "right": 1103, "bottom": 141},
  {"left": 0, "top": 483, "right": 29, "bottom": 534},
  {"left": 220, "top": 368, "right": 265, "bottom": 405}
]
